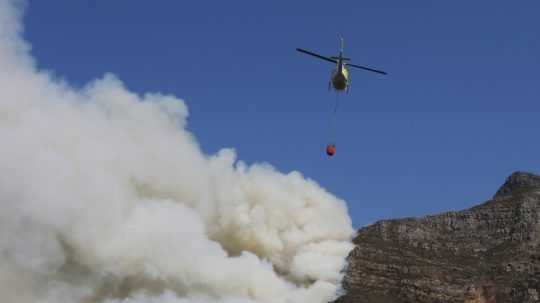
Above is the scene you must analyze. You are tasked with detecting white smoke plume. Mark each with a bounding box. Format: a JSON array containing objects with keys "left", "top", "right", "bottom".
[{"left": 0, "top": 1, "right": 355, "bottom": 302}]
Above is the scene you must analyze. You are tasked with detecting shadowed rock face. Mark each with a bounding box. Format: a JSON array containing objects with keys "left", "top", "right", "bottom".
[{"left": 335, "top": 172, "right": 540, "bottom": 303}]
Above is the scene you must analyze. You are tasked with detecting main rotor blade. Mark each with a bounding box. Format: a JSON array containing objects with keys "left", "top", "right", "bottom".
[
  {"left": 346, "top": 63, "right": 387, "bottom": 75},
  {"left": 296, "top": 48, "right": 337, "bottom": 64}
]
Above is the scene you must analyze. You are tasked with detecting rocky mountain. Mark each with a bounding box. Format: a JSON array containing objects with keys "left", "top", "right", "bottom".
[{"left": 335, "top": 171, "right": 540, "bottom": 303}]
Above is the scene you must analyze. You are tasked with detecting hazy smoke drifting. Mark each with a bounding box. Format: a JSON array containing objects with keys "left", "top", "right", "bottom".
[{"left": 0, "top": 1, "right": 354, "bottom": 302}]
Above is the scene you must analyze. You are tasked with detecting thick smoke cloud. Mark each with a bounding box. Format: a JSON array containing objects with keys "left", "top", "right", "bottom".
[{"left": 0, "top": 1, "right": 354, "bottom": 302}]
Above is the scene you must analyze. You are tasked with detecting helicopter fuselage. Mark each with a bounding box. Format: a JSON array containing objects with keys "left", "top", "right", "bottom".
[{"left": 331, "top": 63, "right": 349, "bottom": 91}]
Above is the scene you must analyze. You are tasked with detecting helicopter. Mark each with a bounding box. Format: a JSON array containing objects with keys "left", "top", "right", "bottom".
[{"left": 296, "top": 35, "right": 387, "bottom": 92}]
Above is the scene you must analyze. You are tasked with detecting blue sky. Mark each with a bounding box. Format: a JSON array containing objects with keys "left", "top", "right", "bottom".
[{"left": 25, "top": 1, "right": 540, "bottom": 227}]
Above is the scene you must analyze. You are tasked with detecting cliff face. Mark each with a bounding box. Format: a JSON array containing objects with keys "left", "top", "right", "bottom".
[{"left": 336, "top": 172, "right": 540, "bottom": 303}]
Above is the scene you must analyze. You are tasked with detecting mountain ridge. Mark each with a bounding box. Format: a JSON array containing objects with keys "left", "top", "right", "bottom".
[{"left": 335, "top": 171, "right": 540, "bottom": 303}]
